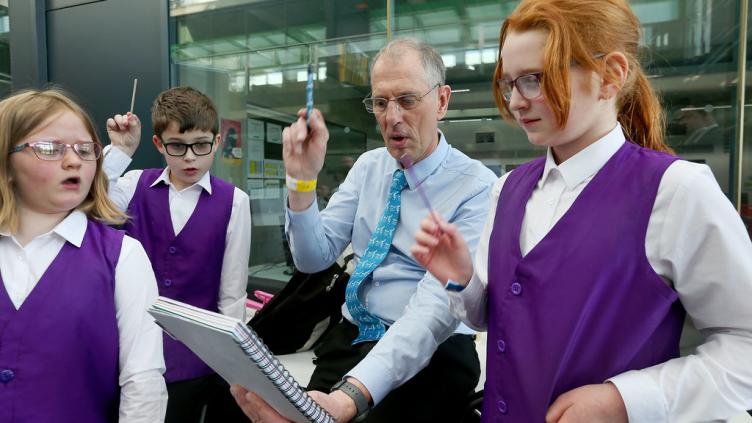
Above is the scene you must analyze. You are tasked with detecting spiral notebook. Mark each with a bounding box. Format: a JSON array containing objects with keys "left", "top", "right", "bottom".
[{"left": 148, "top": 297, "right": 334, "bottom": 423}]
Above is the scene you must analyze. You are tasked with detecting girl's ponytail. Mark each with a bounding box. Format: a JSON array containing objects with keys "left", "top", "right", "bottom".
[{"left": 618, "top": 66, "right": 673, "bottom": 153}]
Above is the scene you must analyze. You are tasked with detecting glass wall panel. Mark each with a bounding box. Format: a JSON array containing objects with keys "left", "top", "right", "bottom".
[
  {"left": 169, "top": 0, "right": 750, "bottom": 290},
  {"left": 0, "top": 3, "right": 9, "bottom": 98},
  {"left": 743, "top": 0, "right": 752, "bottom": 237},
  {"left": 645, "top": 0, "right": 739, "bottom": 198},
  {"left": 170, "top": 1, "right": 389, "bottom": 289},
  {"left": 392, "top": 0, "right": 546, "bottom": 174}
]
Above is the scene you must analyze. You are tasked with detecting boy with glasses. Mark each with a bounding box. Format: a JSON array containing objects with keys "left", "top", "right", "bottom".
[{"left": 103, "top": 86, "right": 251, "bottom": 423}]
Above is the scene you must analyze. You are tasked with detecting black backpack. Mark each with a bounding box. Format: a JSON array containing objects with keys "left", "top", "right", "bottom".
[{"left": 248, "top": 254, "right": 354, "bottom": 355}]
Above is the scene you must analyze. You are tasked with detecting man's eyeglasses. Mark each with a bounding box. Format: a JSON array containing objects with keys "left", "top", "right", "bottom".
[
  {"left": 497, "top": 72, "right": 544, "bottom": 102},
  {"left": 161, "top": 141, "right": 215, "bottom": 157},
  {"left": 363, "top": 83, "right": 441, "bottom": 114},
  {"left": 10, "top": 141, "right": 102, "bottom": 161}
]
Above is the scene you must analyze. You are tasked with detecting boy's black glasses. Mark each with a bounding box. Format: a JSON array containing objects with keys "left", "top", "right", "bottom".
[
  {"left": 497, "top": 72, "right": 544, "bottom": 102},
  {"left": 363, "top": 83, "right": 441, "bottom": 114},
  {"left": 161, "top": 142, "right": 215, "bottom": 157},
  {"left": 10, "top": 141, "right": 102, "bottom": 161}
]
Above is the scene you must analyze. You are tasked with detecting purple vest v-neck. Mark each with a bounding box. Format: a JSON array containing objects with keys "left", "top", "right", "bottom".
[
  {"left": 0, "top": 219, "right": 122, "bottom": 422},
  {"left": 483, "top": 142, "right": 685, "bottom": 422},
  {"left": 123, "top": 169, "right": 234, "bottom": 383}
]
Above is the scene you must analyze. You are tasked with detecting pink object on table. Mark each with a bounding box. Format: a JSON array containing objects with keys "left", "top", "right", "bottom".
[{"left": 246, "top": 290, "right": 274, "bottom": 311}]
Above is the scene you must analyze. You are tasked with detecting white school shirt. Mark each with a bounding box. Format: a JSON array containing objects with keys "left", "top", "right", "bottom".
[
  {"left": 104, "top": 146, "right": 251, "bottom": 321},
  {"left": 0, "top": 210, "right": 168, "bottom": 422},
  {"left": 449, "top": 124, "right": 752, "bottom": 422}
]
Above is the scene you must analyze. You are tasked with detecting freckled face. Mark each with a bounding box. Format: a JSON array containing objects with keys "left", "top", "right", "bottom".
[{"left": 501, "top": 29, "right": 607, "bottom": 159}]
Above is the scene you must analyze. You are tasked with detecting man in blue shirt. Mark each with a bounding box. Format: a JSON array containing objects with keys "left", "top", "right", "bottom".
[{"left": 232, "top": 38, "right": 497, "bottom": 422}]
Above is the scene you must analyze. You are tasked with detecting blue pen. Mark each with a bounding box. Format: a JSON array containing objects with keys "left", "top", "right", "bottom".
[
  {"left": 401, "top": 152, "right": 443, "bottom": 234},
  {"left": 306, "top": 63, "right": 314, "bottom": 126}
]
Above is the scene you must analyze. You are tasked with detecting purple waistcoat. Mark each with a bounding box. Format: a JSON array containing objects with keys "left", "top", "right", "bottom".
[
  {"left": 123, "top": 169, "right": 234, "bottom": 383},
  {"left": 0, "top": 220, "right": 122, "bottom": 423},
  {"left": 483, "top": 142, "right": 686, "bottom": 422}
]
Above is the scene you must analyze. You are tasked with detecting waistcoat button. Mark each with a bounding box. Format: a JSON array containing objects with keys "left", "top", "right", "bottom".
[
  {"left": 0, "top": 369, "right": 15, "bottom": 383},
  {"left": 497, "top": 399, "right": 508, "bottom": 414}
]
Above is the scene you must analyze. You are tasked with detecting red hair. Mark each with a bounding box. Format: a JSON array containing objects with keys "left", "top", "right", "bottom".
[{"left": 493, "top": 0, "right": 672, "bottom": 153}]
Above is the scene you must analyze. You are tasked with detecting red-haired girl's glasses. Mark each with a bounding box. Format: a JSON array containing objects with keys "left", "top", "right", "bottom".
[{"left": 497, "top": 72, "right": 543, "bottom": 102}]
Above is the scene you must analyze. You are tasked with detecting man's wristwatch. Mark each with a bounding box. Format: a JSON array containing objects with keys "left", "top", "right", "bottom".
[{"left": 331, "top": 379, "right": 372, "bottom": 420}]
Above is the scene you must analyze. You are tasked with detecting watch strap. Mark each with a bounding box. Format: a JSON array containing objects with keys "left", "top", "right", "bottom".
[
  {"left": 446, "top": 279, "right": 466, "bottom": 292},
  {"left": 331, "top": 379, "right": 371, "bottom": 418}
]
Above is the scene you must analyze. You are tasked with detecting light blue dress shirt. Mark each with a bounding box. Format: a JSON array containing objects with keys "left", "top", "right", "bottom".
[{"left": 285, "top": 131, "right": 497, "bottom": 404}]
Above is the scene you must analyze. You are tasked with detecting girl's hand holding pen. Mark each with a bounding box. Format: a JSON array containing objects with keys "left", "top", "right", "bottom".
[
  {"left": 281, "top": 107, "right": 329, "bottom": 181},
  {"left": 411, "top": 211, "right": 474, "bottom": 287},
  {"left": 106, "top": 112, "right": 141, "bottom": 157}
]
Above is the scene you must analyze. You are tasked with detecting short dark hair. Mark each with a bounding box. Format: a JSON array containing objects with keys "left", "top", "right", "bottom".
[{"left": 151, "top": 86, "right": 218, "bottom": 138}]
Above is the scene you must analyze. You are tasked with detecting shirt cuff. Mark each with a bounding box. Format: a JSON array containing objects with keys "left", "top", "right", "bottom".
[
  {"left": 103, "top": 145, "right": 133, "bottom": 176},
  {"left": 285, "top": 194, "right": 319, "bottom": 229},
  {"left": 446, "top": 290, "right": 467, "bottom": 322},
  {"left": 285, "top": 193, "right": 318, "bottom": 215},
  {"left": 446, "top": 274, "right": 486, "bottom": 330},
  {"left": 119, "top": 370, "right": 168, "bottom": 422},
  {"left": 608, "top": 370, "right": 668, "bottom": 422},
  {"left": 346, "top": 357, "right": 394, "bottom": 406}
]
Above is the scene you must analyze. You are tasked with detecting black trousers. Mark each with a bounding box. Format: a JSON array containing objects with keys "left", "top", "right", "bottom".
[
  {"left": 165, "top": 373, "right": 247, "bottom": 423},
  {"left": 307, "top": 319, "right": 481, "bottom": 423}
]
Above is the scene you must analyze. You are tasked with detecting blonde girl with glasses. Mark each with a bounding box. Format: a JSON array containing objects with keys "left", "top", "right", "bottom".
[
  {"left": 0, "top": 89, "right": 167, "bottom": 422},
  {"left": 412, "top": 0, "right": 752, "bottom": 421}
]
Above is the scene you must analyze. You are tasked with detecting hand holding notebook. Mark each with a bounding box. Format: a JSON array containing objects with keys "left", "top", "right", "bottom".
[
  {"left": 231, "top": 385, "right": 356, "bottom": 423},
  {"left": 148, "top": 297, "right": 334, "bottom": 423}
]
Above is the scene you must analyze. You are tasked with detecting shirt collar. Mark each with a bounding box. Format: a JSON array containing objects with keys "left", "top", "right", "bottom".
[
  {"left": 0, "top": 210, "right": 88, "bottom": 247},
  {"left": 390, "top": 130, "right": 449, "bottom": 190},
  {"left": 150, "top": 167, "right": 213, "bottom": 194},
  {"left": 540, "top": 123, "right": 625, "bottom": 189},
  {"left": 53, "top": 210, "right": 88, "bottom": 247}
]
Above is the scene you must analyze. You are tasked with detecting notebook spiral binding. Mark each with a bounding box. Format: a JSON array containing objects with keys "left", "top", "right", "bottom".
[{"left": 236, "top": 325, "right": 335, "bottom": 423}]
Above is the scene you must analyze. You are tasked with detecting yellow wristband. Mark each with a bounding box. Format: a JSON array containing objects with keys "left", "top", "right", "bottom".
[{"left": 286, "top": 174, "right": 317, "bottom": 192}]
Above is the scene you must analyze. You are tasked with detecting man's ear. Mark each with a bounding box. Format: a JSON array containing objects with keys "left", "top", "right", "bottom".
[
  {"left": 600, "top": 52, "right": 629, "bottom": 100},
  {"left": 436, "top": 84, "right": 452, "bottom": 121},
  {"left": 214, "top": 133, "right": 222, "bottom": 148}
]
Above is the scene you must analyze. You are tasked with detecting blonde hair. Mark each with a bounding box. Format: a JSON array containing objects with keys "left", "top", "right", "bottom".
[
  {"left": 493, "top": 0, "right": 672, "bottom": 153},
  {"left": 0, "top": 89, "right": 126, "bottom": 232}
]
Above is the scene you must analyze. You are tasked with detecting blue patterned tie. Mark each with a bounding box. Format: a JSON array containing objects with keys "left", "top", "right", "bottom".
[{"left": 346, "top": 169, "right": 408, "bottom": 344}]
